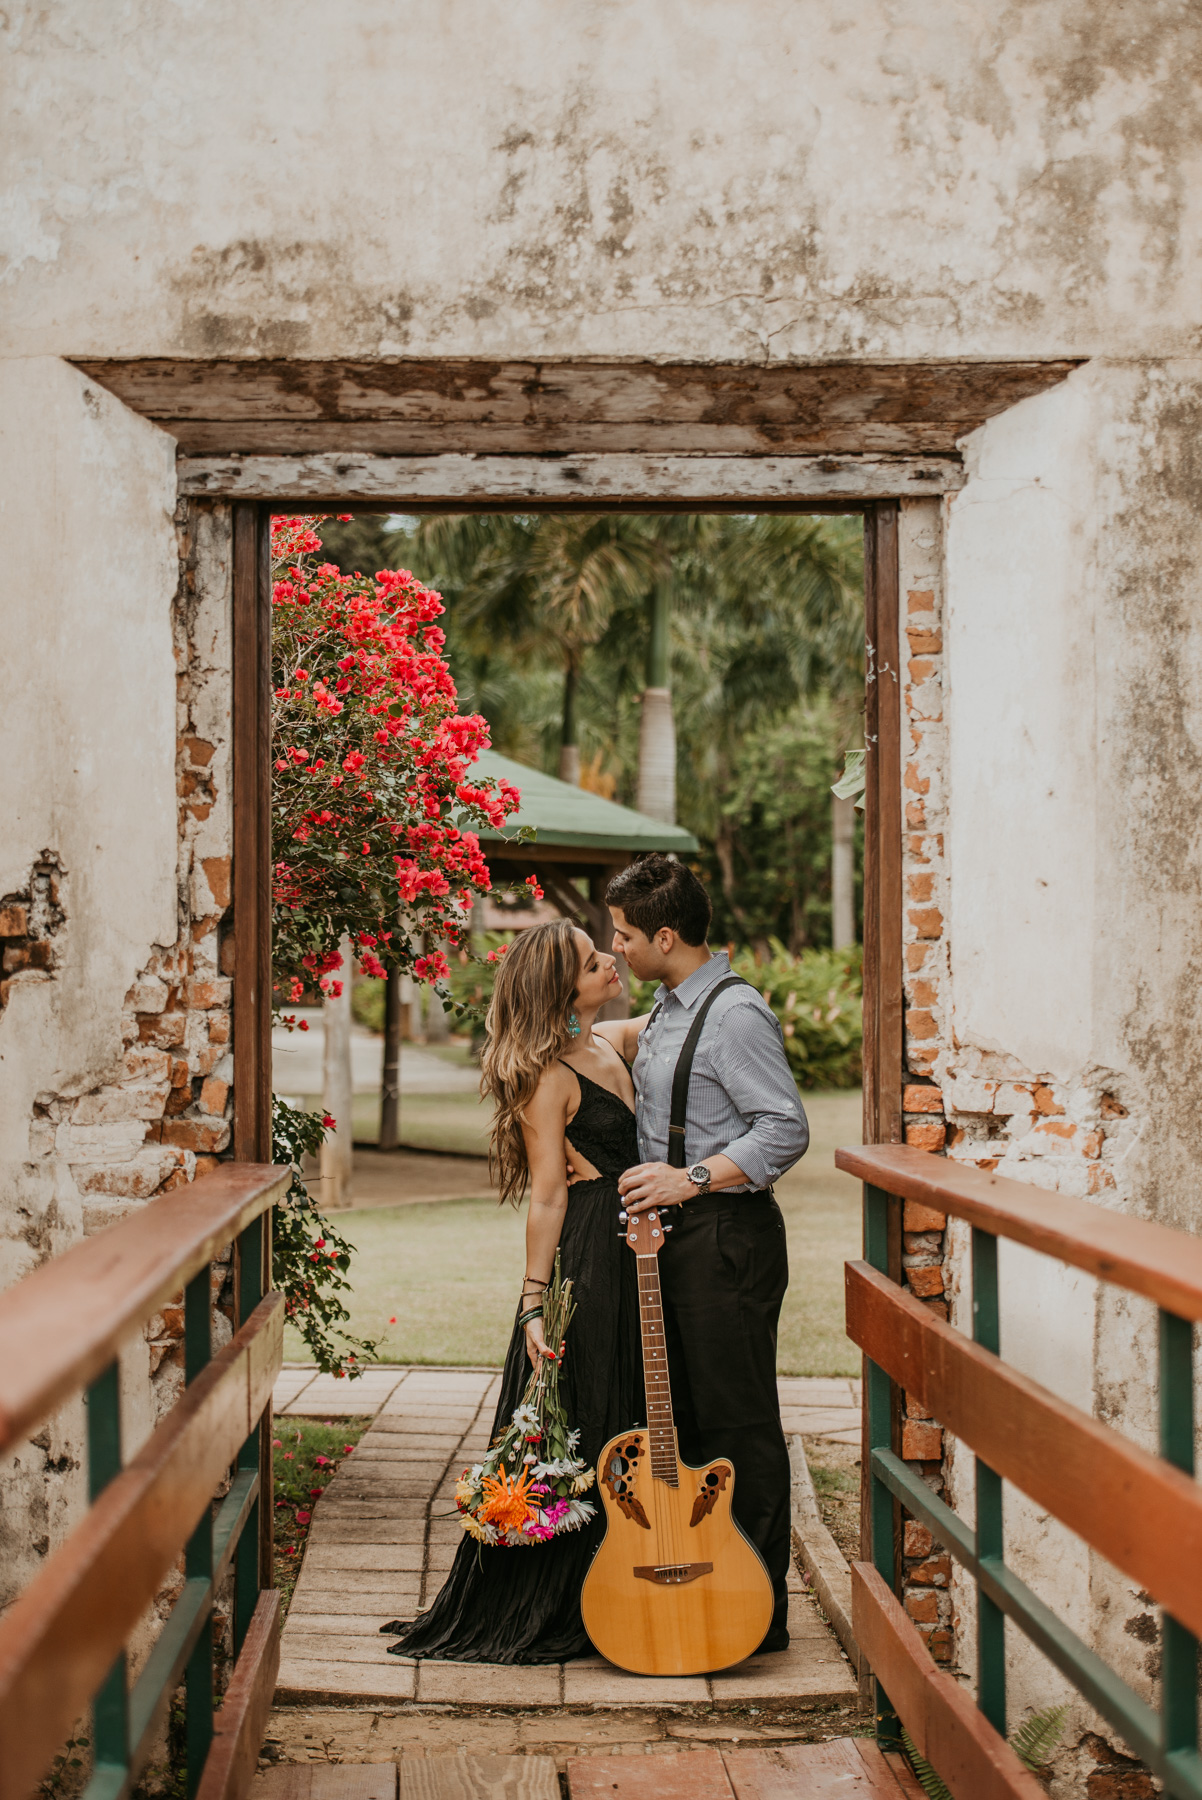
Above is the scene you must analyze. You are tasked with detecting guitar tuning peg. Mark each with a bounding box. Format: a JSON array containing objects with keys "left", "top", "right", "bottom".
[
  {"left": 664, "top": 1224, "right": 673, "bottom": 1233},
  {"left": 618, "top": 1211, "right": 627, "bottom": 1222}
]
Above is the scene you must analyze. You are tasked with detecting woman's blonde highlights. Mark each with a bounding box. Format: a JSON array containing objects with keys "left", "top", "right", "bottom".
[{"left": 479, "top": 918, "right": 582, "bottom": 1206}]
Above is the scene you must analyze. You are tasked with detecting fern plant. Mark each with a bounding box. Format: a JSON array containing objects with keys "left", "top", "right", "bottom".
[{"left": 901, "top": 1703, "right": 1067, "bottom": 1799}]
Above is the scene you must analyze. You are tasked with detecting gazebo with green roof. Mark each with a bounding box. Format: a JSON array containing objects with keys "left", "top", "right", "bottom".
[{"left": 470, "top": 749, "right": 699, "bottom": 984}]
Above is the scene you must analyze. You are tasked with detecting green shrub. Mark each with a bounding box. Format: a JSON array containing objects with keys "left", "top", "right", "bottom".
[{"left": 629, "top": 942, "right": 862, "bottom": 1090}]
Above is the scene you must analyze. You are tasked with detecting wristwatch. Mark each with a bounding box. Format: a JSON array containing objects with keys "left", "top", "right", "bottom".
[{"left": 687, "top": 1162, "right": 712, "bottom": 1196}]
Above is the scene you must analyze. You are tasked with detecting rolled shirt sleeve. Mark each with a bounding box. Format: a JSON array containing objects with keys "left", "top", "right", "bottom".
[{"left": 707, "top": 999, "right": 810, "bottom": 1189}]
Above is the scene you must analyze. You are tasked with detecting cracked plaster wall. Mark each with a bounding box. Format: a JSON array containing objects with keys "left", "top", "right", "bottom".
[{"left": 2, "top": 1, "right": 1201, "bottom": 365}]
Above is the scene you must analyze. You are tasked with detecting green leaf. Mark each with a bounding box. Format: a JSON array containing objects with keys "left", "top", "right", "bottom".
[
  {"left": 1009, "top": 1703, "right": 1068, "bottom": 1772},
  {"left": 899, "top": 1728, "right": 953, "bottom": 1800}
]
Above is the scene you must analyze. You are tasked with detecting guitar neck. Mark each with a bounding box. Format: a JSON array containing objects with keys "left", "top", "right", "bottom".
[{"left": 636, "top": 1252, "right": 679, "bottom": 1486}]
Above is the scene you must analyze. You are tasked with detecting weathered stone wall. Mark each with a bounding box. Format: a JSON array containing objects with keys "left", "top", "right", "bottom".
[
  {"left": 0, "top": 358, "right": 235, "bottom": 1603},
  {"left": 3, "top": 4, "right": 1202, "bottom": 1786}
]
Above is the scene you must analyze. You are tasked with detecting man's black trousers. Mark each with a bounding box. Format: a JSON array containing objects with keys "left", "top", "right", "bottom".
[{"left": 656, "top": 1189, "right": 791, "bottom": 1648}]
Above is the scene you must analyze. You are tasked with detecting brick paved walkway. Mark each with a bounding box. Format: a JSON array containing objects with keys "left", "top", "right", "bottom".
[{"left": 273, "top": 1366, "right": 859, "bottom": 1709}]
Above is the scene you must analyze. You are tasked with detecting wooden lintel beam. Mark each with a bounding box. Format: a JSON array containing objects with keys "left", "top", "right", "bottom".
[{"left": 175, "top": 453, "right": 965, "bottom": 504}]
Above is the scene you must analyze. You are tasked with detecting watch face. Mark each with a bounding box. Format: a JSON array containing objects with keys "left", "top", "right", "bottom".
[{"left": 689, "top": 1164, "right": 710, "bottom": 1186}]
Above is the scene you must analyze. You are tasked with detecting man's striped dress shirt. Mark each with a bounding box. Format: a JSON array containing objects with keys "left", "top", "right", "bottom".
[{"left": 632, "top": 950, "right": 809, "bottom": 1193}]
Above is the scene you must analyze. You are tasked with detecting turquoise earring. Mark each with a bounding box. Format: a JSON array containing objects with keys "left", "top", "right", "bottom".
[{"left": 568, "top": 1012, "right": 581, "bottom": 1037}]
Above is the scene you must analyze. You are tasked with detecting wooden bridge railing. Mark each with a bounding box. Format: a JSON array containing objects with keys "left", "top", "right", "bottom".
[
  {"left": 839, "top": 1143, "right": 1202, "bottom": 1800},
  {"left": 0, "top": 1163, "right": 289, "bottom": 1800}
]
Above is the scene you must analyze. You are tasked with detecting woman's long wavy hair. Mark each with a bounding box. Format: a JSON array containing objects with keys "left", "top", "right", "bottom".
[{"left": 480, "top": 918, "right": 582, "bottom": 1207}]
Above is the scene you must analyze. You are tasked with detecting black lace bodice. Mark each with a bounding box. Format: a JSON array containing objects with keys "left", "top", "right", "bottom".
[{"left": 563, "top": 1065, "right": 639, "bottom": 1179}]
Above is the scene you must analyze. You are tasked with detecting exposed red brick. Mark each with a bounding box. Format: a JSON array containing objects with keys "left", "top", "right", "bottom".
[
  {"left": 219, "top": 931, "right": 236, "bottom": 976},
  {"left": 1081, "top": 1128, "right": 1103, "bottom": 1158},
  {"left": 902, "top": 1420, "right": 943, "bottom": 1461},
  {"left": 159, "top": 1118, "right": 231, "bottom": 1153},
  {"left": 908, "top": 656, "right": 935, "bottom": 682},
  {"left": 193, "top": 1156, "right": 222, "bottom": 1179},
  {"left": 905, "top": 1120, "right": 946, "bottom": 1152},
  {"left": 909, "top": 1555, "right": 952, "bottom": 1587},
  {"left": 904, "top": 1522, "right": 933, "bottom": 1558},
  {"left": 906, "top": 872, "right": 934, "bottom": 903},
  {"left": 904, "top": 764, "right": 930, "bottom": 796},
  {"left": 905, "top": 942, "right": 929, "bottom": 972},
  {"left": 201, "top": 855, "right": 231, "bottom": 910},
  {"left": 907, "top": 629, "right": 943, "bottom": 654},
  {"left": 907, "top": 978, "right": 937, "bottom": 1009},
  {"left": 905, "top": 1390, "right": 932, "bottom": 1418},
  {"left": 199, "top": 1076, "right": 229, "bottom": 1117},
  {"left": 905, "top": 1011, "right": 938, "bottom": 1042},
  {"left": 1032, "top": 1083, "right": 1064, "bottom": 1115},
  {"left": 3, "top": 941, "right": 54, "bottom": 973},
  {"left": 906, "top": 1264, "right": 946, "bottom": 1298},
  {"left": 164, "top": 1086, "right": 192, "bottom": 1117},
  {"left": 904, "top": 1199, "right": 947, "bottom": 1232},
  {"left": 904, "top": 1589, "right": 939, "bottom": 1624},
  {"left": 907, "top": 589, "right": 936, "bottom": 613},
  {"left": 187, "top": 977, "right": 231, "bottom": 1010},
  {"left": 927, "top": 1629, "right": 954, "bottom": 1664},
  {"left": 139, "top": 1013, "right": 187, "bottom": 1049},
  {"left": 156, "top": 1167, "right": 191, "bottom": 1193},
  {"left": 903, "top": 1085, "right": 943, "bottom": 1114},
  {"left": 905, "top": 799, "right": 927, "bottom": 829},
  {"left": 170, "top": 1057, "right": 190, "bottom": 1088},
  {"left": 208, "top": 1013, "right": 231, "bottom": 1044},
  {"left": 1100, "top": 1092, "right": 1128, "bottom": 1119},
  {"left": 1088, "top": 1166, "right": 1117, "bottom": 1194},
  {"left": 183, "top": 734, "right": 216, "bottom": 767},
  {"left": 0, "top": 904, "right": 29, "bottom": 936},
  {"left": 908, "top": 906, "right": 943, "bottom": 939},
  {"left": 924, "top": 1298, "right": 950, "bottom": 1322}
]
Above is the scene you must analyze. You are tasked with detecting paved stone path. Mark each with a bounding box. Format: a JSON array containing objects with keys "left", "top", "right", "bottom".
[{"left": 273, "top": 1366, "right": 860, "bottom": 1709}]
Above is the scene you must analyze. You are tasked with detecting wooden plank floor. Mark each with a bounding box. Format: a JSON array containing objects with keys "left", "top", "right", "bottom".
[
  {"left": 275, "top": 1366, "right": 858, "bottom": 1709},
  {"left": 251, "top": 1742, "right": 921, "bottom": 1799}
]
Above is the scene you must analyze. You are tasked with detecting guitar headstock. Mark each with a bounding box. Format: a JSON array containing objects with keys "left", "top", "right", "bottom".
[{"left": 620, "top": 1206, "right": 672, "bottom": 1255}]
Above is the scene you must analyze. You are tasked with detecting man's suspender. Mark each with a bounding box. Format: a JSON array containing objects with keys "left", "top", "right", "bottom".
[{"left": 649, "top": 974, "right": 749, "bottom": 1168}]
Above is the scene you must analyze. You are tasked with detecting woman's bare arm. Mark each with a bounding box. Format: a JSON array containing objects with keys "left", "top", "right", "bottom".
[
  {"left": 519, "top": 1065, "right": 575, "bottom": 1365},
  {"left": 595, "top": 1011, "right": 653, "bottom": 1066}
]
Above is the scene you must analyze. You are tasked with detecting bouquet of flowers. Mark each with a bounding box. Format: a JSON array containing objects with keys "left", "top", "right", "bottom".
[{"left": 455, "top": 1254, "right": 596, "bottom": 1547}]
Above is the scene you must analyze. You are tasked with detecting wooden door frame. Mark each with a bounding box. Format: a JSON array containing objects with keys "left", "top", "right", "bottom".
[{"left": 227, "top": 490, "right": 905, "bottom": 1170}]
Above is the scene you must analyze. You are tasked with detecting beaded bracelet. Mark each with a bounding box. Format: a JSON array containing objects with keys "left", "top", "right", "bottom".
[{"left": 518, "top": 1306, "right": 544, "bottom": 1329}]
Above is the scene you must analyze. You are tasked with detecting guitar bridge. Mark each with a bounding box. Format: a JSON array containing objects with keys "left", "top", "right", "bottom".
[{"left": 632, "top": 1562, "right": 713, "bottom": 1586}]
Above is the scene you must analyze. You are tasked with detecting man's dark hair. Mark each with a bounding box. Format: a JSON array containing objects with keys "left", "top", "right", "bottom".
[{"left": 606, "top": 855, "right": 712, "bottom": 947}]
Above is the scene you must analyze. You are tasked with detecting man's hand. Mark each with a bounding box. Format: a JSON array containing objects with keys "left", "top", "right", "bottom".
[{"left": 618, "top": 1161, "right": 697, "bottom": 1214}]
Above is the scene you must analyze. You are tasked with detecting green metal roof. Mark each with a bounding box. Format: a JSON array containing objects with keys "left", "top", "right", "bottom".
[{"left": 470, "top": 749, "right": 699, "bottom": 855}]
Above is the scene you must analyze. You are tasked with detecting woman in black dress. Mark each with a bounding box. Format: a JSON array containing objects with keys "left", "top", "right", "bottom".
[{"left": 382, "top": 918, "right": 647, "bottom": 1663}]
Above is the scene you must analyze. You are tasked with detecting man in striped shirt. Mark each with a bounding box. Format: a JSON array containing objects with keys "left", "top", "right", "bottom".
[{"left": 608, "top": 855, "right": 809, "bottom": 1654}]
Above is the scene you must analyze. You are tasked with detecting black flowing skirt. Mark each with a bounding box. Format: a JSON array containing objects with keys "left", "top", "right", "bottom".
[{"left": 384, "top": 1174, "right": 645, "bottom": 1663}]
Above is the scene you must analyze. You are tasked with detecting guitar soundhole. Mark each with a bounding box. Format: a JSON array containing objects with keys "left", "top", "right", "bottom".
[
  {"left": 689, "top": 1462, "right": 732, "bottom": 1527},
  {"left": 602, "top": 1438, "right": 650, "bottom": 1529}
]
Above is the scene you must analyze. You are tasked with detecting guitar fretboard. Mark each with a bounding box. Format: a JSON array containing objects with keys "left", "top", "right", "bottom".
[{"left": 637, "top": 1253, "right": 679, "bottom": 1487}]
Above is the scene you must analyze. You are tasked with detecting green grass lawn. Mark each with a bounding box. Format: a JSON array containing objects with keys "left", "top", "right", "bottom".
[{"left": 287, "top": 1088, "right": 863, "bottom": 1377}]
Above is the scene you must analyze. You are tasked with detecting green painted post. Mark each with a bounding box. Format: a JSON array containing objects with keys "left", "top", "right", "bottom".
[
  {"left": 235, "top": 1218, "right": 265, "bottom": 1653},
  {"left": 86, "top": 1361, "right": 129, "bottom": 1782},
  {"left": 1159, "top": 1309, "right": 1198, "bottom": 1760},
  {"left": 865, "top": 1182, "right": 901, "bottom": 1748},
  {"left": 183, "top": 1268, "right": 214, "bottom": 1796},
  {"left": 972, "top": 1228, "right": 1006, "bottom": 1737}
]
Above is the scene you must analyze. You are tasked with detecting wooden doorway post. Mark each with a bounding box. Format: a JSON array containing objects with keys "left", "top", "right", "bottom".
[{"left": 231, "top": 501, "right": 273, "bottom": 1165}]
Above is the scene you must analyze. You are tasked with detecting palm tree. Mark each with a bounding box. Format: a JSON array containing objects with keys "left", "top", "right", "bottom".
[{"left": 414, "top": 514, "right": 656, "bottom": 783}]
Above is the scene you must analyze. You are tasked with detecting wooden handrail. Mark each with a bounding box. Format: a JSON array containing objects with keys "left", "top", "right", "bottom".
[
  {"left": 0, "top": 1293, "right": 283, "bottom": 1800},
  {"left": 851, "top": 1565, "right": 1046, "bottom": 1800},
  {"left": 0, "top": 1162, "right": 287, "bottom": 1451},
  {"left": 837, "top": 1144, "right": 1202, "bottom": 1322},
  {"left": 847, "top": 1260, "right": 1202, "bottom": 1639}
]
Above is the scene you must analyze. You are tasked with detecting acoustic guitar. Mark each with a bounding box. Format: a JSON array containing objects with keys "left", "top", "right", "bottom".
[{"left": 581, "top": 1202, "right": 774, "bottom": 1675}]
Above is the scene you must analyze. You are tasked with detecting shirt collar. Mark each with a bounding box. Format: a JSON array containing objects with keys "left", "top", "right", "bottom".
[{"left": 656, "top": 950, "right": 731, "bottom": 1012}]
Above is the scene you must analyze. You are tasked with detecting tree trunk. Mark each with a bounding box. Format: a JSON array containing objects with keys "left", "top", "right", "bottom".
[
  {"left": 320, "top": 934, "right": 354, "bottom": 1207},
  {"left": 636, "top": 581, "right": 676, "bottom": 822},
  {"left": 832, "top": 792, "right": 856, "bottom": 950},
  {"left": 559, "top": 660, "right": 581, "bottom": 784},
  {"left": 423, "top": 934, "right": 451, "bottom": 1042},
  {"left": 379, "top": 962, "right": 402, "bottom": 1150}
]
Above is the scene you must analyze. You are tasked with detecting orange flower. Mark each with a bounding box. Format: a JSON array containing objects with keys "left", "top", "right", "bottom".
[{"left": 479, "top": 1466, "right": 536, "bottom": 1532}]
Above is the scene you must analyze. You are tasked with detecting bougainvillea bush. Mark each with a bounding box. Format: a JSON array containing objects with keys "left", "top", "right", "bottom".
[
  {"left": 269, "top": 515, "right": 523, "bottom": 1373},
  {"left": 271, "top": 514, "right": 521, "bottom": 1003}
]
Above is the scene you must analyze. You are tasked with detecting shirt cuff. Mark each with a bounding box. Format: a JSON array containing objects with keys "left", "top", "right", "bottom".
[{"left": 720, "top": 1130, "right": 775, "bottom": 1192}]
